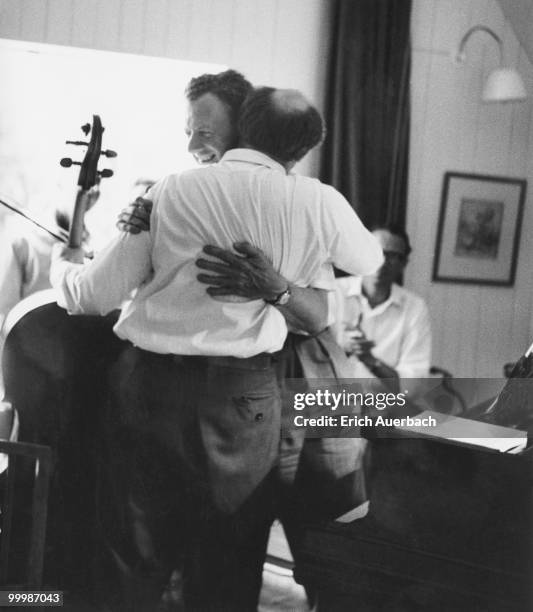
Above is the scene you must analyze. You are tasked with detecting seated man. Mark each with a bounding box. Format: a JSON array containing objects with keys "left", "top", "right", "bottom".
[{"left": 334, "top": 223, "right": 431, "bottom": 393}]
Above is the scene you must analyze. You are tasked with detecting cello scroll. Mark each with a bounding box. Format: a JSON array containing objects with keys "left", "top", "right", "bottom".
[{"left": 60, "top": 115, "right": 116, "bottom": 248}]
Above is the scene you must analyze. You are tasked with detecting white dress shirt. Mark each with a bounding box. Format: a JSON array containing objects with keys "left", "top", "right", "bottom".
[
  {"left": 334, "top": 276, "right": 431, "bottom": 380},
  {"left": 51, "top": 149, "right": 383, "bottom": 358}
]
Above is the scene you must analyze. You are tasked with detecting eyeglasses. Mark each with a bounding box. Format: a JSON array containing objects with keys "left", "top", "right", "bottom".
[{"left": 382, "top": 250, "right": 407, "bottom": 264}]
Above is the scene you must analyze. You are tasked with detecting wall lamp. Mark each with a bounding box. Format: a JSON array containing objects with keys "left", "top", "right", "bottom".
[{"left": 456, "top": 25, "right": 527, "bottom": 103}]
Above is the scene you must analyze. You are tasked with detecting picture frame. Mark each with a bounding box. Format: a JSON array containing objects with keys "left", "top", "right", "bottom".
[{"left": 432, "top": 172, "right": 527, "bottom": 286}]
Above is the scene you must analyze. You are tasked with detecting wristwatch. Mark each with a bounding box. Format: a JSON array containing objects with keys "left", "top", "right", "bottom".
[{"left": 266, "top": 286, "right": 291, "bottom": 306}]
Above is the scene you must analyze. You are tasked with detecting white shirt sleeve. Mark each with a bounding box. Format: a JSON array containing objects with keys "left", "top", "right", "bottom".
[
  {"left": 286, "top": 265, "right": 336, "bottom": 335},
  {"left": 50, "top": 231, "right": 152, "bottom": 316},
  {"left": 0, "top": 238, "right": 24, "bottom": 390},
  {"left": 320, "top": 185, "right": 384, "bottom": 276},
  {"left": 307, "top": 264, "right": 338, "bottom": 327},
  {"left": 331, "top": 278, "right": 352, "bottom": 349},
  {"left": 326, "top": 289, "right": 337, "bottom": 330},
  {"left": 0, "top": 238, "right": 24, "bottom": 333},
  {"left": 307, "top": 262, "right": 336, "bottom": 291},
  {"left": 395, "top": 298, "right": 432, "bottom": 380}
]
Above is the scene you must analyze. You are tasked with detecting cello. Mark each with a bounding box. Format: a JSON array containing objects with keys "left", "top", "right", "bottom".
[{"left": 2, "top": 116, "right": 123, "bottom": 597}]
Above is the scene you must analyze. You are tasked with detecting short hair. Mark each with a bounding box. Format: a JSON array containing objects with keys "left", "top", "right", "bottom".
[
  {"left": 238, "top": 87, "right": 325, "bottom": 164},
  {"left": 371, "top": 223, "right": 412, "bottom": 258},
  {"left": 185, "top": 69, "right": 253, "bottom": 126}
]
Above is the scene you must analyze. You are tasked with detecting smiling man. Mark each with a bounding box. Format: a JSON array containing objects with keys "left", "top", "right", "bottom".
[
  {"left": 120, "top": 70, "right": 334, "bottom": 335},
  {"left": 185, "top": 71, "right": 245, "bottom": 165}
]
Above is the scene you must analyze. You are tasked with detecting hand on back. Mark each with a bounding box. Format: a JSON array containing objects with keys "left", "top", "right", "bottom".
[{"left": 116, "top": 197, "right": 153, "bottom": 234}]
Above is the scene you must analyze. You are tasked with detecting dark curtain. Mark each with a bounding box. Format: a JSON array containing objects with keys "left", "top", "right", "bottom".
[{"left": 320, "top": 0, "right": 412, "bottom": 230}]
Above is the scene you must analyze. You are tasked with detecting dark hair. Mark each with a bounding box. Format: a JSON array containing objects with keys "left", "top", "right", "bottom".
[
  {"left": 185, "top": 69, "right": 253, "bottom": 126},
  {"left": 371, "top": 223, "right": 412, "bottom": 257},
  {"left": 238, "top": 87, "right": 325, "bottom": 164}
]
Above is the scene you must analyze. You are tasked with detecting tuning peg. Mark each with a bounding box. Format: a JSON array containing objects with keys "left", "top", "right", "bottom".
[
  {"left": 101, "top": 149, "right": 117, "bottom": 158},
  {"left": 81, "top": 123, "right": 91, "bottom": 136},
  {"left": 60, "top": 158, "right": 82, "bottom": 168},
  {"left": 98, "top": 169, "right": 114, "bottom": 178},
  {"left": 66, "top": 140, "right": 89, "bottom": 146}
]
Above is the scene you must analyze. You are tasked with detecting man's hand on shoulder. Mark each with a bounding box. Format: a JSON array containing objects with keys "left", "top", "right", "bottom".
[{"left": 116, "top": 197, "right": 153, "bottom": 234}]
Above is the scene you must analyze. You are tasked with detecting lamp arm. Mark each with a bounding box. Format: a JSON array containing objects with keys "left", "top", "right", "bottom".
[{"left": 457, "top": 25, "right": 503, "bottom": 65}]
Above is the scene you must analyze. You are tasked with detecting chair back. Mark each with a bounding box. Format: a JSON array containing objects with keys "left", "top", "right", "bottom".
[{"left": 0, "top": 440, "right": 52, "bottom": 589}]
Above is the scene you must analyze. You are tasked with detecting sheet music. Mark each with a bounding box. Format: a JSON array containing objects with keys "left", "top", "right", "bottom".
[{"left": 397, "top": 410, "right": 528, "bottom": 453}]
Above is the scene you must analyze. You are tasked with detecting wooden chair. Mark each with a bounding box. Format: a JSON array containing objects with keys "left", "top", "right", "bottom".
[{"left": 0, "top": 439, "right": 52, "bottom": 589}]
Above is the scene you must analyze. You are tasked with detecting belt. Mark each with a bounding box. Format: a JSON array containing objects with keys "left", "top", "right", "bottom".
[{"left": 170, "top": 353, "right": 273, "bottom": 371}]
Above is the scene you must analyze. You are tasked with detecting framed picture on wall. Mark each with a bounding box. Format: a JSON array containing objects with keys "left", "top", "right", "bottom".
[{"left": 432, "top": 172, "right": 527, "bottom": 286}]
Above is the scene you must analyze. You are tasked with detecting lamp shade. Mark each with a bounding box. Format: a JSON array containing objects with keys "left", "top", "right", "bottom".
[{"left": 482, "top": 68, "right": 527, "bottom": 103}]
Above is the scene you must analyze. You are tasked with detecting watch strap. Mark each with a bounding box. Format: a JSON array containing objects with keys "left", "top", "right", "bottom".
[{"left": 265, "top": 286, "right": 291, "bottom": 306}]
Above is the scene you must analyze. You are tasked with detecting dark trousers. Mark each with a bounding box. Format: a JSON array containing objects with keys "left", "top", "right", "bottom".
[
  {"left": 273, "top": 333, "right": 368, "bottom": 595},
  {"left": 104, "top": 345, "right": 281, "bottom": 611}
]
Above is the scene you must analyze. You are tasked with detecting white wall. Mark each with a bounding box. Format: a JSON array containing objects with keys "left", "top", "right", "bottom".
[
  {"left": 408, "top": 0, "right": 533, "bottom": 377},
  {"left": 0, "top": 0, "right": 332, "bottom": 177}
]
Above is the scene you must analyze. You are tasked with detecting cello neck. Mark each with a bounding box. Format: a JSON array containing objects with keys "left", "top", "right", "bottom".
[{"left": 68, "top": 188, "right": 89, "bottom": 249}]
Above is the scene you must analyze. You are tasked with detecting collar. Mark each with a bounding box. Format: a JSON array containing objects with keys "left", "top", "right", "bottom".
[
  {"left": 343, "top": 276, "right": 404, "bottom": 307},
  {"left": 221, "top": 148, "right": 287, "bottom": 173},
  {"left": 386, "top": 283, "right": 404, "bottom": 306}
]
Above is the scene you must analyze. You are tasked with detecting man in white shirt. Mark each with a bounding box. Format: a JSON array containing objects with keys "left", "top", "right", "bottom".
[
  {"left": 50, "top": 86, "right": 383, "bottom": 611},
  {"left": 335, "top": 224, "right": 431, "bottom": 392}
]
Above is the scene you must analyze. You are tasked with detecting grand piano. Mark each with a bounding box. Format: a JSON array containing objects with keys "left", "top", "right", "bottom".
[{"left": 295, "top": 357, "right": 533, "bottom": 611}]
